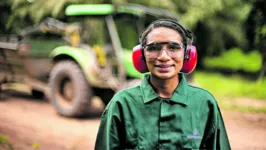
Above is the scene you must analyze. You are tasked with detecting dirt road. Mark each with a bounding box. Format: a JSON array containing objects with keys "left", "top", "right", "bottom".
[{"left": 0, "top": 90, "right": 266, "bottom": 150}]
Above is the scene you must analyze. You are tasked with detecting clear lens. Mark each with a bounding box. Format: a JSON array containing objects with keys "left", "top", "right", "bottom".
[
  {"left": 144, "top": 42, "right": 184, "bottom": 58},
  {"left": 168, "top": 43, "right": 182, "bottom": 51}
]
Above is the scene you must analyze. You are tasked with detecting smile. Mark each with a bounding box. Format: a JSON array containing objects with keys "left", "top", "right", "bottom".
[
  {"left": 154, "top": 64, "right": 174, "bottom": 73},
  {"left": 155, "top": 64, "right": 174, "bottom": 68}
]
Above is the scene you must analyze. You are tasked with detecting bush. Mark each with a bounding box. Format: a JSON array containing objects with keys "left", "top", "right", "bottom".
[{"left": 203, "top": 48, "right": 262, "bottom": 73}]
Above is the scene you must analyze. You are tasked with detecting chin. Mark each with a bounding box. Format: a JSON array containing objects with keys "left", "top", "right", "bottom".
[{"left": 153, "top": 72, "right": 178, "bottom": 80}]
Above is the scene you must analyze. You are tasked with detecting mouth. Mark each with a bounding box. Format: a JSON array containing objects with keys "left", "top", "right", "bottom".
[
  {"left": 155, "top": 64, "right": 174, "bottom": 68},
  {"left": 154, "top": 64, "right": 174, "bottom": 73}
]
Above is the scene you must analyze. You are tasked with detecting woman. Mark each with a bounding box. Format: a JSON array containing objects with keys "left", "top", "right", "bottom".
[{"left": 95, "top": 19, "right": 231, "bottom": 150}]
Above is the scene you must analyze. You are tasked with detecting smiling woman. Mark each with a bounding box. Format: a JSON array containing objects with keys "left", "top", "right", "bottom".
[
  {"left": 95, "top": 19, "right": 231, "bottom": 150},
  {"left": 144, "top": 27, "right": 184, "bottom": 82}
]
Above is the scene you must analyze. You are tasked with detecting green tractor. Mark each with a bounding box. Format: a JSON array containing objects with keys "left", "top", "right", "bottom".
[{"left": 0, "top": 3, "right": 178, "bottom": 117}]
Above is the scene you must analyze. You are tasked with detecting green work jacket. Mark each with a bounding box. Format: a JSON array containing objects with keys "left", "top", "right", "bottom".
[{"left": 95, "top": 74, "right": 231, "bottom": 150}]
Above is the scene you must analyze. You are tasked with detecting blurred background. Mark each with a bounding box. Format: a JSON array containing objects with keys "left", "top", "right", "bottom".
[{"left": 0, "top": 0, "right": 265, "bottom": 149}]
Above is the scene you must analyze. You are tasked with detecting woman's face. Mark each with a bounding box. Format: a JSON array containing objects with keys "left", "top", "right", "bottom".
[{"left": 144, "top": 27, "right": 184, "bottom": 80}]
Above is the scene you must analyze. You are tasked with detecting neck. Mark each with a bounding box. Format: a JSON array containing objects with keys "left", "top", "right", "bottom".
[{"left": 150, "top": 75, "right": 180, "bottom": 98}]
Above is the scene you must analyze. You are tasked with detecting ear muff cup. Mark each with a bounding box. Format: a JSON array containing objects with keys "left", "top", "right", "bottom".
[
  {"left": 132, "top": 45, "right": 148, "bottom": 73},
  {"left": 180, "top": 45, "right": 197, "bottom": 74},
  {"left": 132, "top": 44, "right": 198, "bottom": 74}
]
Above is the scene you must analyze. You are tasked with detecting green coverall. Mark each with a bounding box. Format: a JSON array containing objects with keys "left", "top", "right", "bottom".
[{"left": 95, "top": 74, "right": 231, "bottom": 150}]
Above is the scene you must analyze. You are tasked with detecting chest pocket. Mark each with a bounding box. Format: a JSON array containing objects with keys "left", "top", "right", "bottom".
[{"left": 182, "top": 134, "right": 202, "bottom": 149}]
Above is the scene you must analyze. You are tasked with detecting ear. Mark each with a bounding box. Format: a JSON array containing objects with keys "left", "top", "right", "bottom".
[
  {"left": 132, "top": 45, "right": 149, "bottom": 73},
  {"left": 180, "top": 45, "right": 197, "bottom": 74}
]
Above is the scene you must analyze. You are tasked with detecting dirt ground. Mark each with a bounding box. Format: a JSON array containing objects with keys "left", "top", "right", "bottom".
[{"left": 0, "top": 89, "right": 266, "bottom": 150}]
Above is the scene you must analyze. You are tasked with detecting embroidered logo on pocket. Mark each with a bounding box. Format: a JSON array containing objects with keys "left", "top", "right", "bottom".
[{"left": 187, "top": 129, "right": 202, "bottom": 139}]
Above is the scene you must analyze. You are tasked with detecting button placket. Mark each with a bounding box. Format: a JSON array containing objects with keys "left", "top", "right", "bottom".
[{"left": 159, "top": 100, "right": 171, "bottom": 147}]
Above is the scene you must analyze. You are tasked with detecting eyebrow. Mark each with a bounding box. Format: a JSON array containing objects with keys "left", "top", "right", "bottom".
[{"left": 145, "top": 42, "right": 184, "bottom": 47}]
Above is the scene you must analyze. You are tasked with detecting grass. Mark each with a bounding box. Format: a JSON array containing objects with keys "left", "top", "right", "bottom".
[
  {"left": 0, "top": 134, "right": 13, "bottom": 150},
  {"left": 194, "top": 71, "right": 266, "bottom": 100},
  {"left": 0, "top": 134, "right": 9, "bottom": 144},
  {"left": 32, "top": 143, "right": 40, "bottom": 149},
  {"left": 231, "top": 105, "right": 266, "bottom": 113},
  {"left": 194, "top": 71, "right": 266, "bottom": 113}
]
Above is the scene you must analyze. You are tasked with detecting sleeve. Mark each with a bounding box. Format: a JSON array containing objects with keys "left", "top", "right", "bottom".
[
  {"left": 94, "top": 101, "right": 124, "bottom": 150},
  {"left": 200, "top": 102, "right": 231, "bottom": 150},
  {"left": 215, "top": 109, "right": 231, "bottom": 150}
]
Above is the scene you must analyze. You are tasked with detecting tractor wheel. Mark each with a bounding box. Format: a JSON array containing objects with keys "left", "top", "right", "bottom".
[{"left": 49, "top": 60, "right": 92, "bottom": 117}]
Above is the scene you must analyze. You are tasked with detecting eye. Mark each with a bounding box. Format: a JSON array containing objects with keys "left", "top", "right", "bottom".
[
  {"left": 168, "top": 43, "right": 182, "bottom": 51},
  {"left": 146, "top": 44, "right": 161, "bottom": 51}
]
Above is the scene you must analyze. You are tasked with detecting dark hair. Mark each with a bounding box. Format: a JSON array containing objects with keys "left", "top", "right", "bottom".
[{"left": 139, "top": 19, "right": 192, "bottom": 50}]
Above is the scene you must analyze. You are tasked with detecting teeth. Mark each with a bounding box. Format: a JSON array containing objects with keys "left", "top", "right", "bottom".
[
  {"left": 155, "top": 64, "right": 172, "bottom": 68},
  {"left": 159, "top": 65, "right": 169, "bottom": 68}
]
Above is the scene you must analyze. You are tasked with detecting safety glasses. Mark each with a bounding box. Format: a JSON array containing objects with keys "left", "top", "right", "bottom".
[{"left": 144, "top": 42, "right": 184, "bottom": 58}]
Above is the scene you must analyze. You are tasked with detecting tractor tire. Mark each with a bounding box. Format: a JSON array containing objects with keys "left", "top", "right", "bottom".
[{"left": 49, "top": 60, "right": 93, "bottom": 117}]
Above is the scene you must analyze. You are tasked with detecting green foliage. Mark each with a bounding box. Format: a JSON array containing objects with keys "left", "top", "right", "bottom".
[
  {"left": 9, "top": 0, "right": 105, "bottom": 24},
  {"left": 122, "top": 0, "right": 175, "bottom": 11},
  {"left": 0, "top": 134, "right": 13, "bottom": 150},
  {"left": 32, "top": 143, "right": 40, "bottom": 149},
  {"left": 262, "top": 25, "right": 266, "bottom": 35},
  {"left": 245, "top": 0, "right": 266, "bottom": 50},
  {"left": 195, "top": 71, "right": 266, "bottom": 100},
  {"left": 245, "top": 0, "right": 266, "bottom": 80},
  {"left": 0, "top": 134, "right": 9, "bottom": 144},
  {"left": 203, "top": 48, "right": 262, "bottom": 72},
  {"left": 194, "top": 1, "right": 251, "bottom": 56},
  {"left": 0, "top": 0, "right": 12, "bottom": 33},
  {"left": 173, "top": 0, "right": 224, "bottom": 27}
]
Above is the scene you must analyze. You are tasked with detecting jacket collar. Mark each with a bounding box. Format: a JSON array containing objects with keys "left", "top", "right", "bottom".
[{"left": 140, "top": 73, "right": 188, "bottom": 106}]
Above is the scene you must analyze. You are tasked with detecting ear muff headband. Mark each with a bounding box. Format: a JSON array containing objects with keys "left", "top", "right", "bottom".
[
  {"left": 160, "top": 19, "right": 193, "bottom": 42},
  {"left": 139, "top": 19, "right": 193, "bottom": 51}
]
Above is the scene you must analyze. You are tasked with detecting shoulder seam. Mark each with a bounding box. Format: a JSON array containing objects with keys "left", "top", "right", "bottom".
[{"left": 187, "top": 85, "right": 216, "bottom": 101}]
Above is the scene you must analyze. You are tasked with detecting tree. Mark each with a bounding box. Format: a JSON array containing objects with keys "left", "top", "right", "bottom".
[
  {"left": 170, "top": 0, "right": 251, "bottom": 69},
  {"left": 9, "top": 0, "right": 175, "bottom": 24},
  {"left": 245, "top": 0, "right": 266, "bottom": 80},
  {"left": 0, "top": 0, "right": 12, "bottom": 33},
  {"left": 8, "top": 0, "right": 105, "bottom": 27}
]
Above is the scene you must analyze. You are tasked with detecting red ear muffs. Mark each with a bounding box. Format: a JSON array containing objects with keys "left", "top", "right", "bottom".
[
  {"left": 180, "top": 45, "right": 197, "bottom": 74},
  {"left": 132, "top": 44, "right": 198, "bottom": 74},
  {"left": 132, "top": 45, "right": 149, "bottom": 73}
]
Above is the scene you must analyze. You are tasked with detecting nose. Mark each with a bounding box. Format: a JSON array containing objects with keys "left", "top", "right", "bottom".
[{"left": 157, "top": 48, "right": 171, "bottom": 60}]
